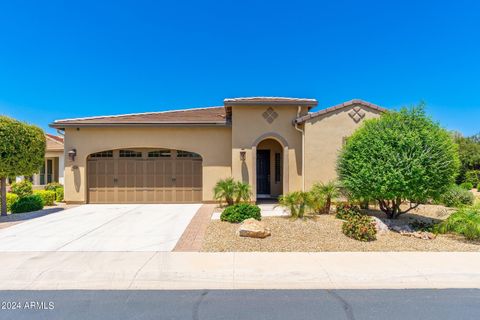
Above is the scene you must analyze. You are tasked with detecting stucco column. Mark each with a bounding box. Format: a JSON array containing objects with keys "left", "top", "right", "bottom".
[
  {"left": 32, "top": 174, "right": 40, "bottom": 185},
  {"left": 283, "top": 146, "right": 289, "bottom": 195},
  {"left": 251, "top": 146, "right": 256, "bottom": 202},
  {"left": 58, "top": 154, "right": 65, "bottom": 185},
  {"left": 45, "top": 158, "right": 48, "bottom": 185}
]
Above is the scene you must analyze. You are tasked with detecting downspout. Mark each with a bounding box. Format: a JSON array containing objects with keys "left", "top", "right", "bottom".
[{"left": 294, "top": 106, "right": 305, "bottom": 191}]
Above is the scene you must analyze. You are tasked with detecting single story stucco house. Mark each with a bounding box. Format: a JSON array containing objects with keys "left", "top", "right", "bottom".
[{"left": 50, "top": 97, "right": 385, "bottom": 204}]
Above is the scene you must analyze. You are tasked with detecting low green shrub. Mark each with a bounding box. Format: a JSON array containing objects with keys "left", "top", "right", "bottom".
[
  {"left": 10, "top": 194, "right": 44, "bottom": 213},
  {"left": 335, "top": 203, "right": 361, "bottom": 220},
  {"left": 440, "top": 185, "right": 475, "bottom": 207},
  {"left": 45, "top": 182, "right": 63, "bottom": 192},
  {"left": 55, "top": 187, "right": 64, "bottom": 202},
  {"left": 220, "top": 203, "right": 261, "bottom": 223},
  {"left": 33, "top": 190, "right": 56, "bottom": 206},
  {"left": 435, "top": 205, "right": 480, "bottom": 240},
  {"left": 10, "top": 180, "right": 33, "bottom": 198},
  {"left": 0, "top": 193, "right": 19, "bottom": 213},
  {"left": 465, "top": 170, "right": 480, "bottom": 188},
  {"left": 460, "top": 182, "right": 474, "bottom": 190},
  {"left": 342, "top": 215, "right": 377, "bottom": 241}
]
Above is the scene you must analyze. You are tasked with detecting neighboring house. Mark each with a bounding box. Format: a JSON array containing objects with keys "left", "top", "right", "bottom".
[
  {"left": 50, "top": 97, "right": 385, "bottom": 204},
  {"left": 31, "top": 134, "right": 65, "bottom": 187}
]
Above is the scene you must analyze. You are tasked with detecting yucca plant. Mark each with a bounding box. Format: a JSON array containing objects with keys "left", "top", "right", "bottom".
[{"left": 311, "top": 181, "right": 340, "bottom": 214}]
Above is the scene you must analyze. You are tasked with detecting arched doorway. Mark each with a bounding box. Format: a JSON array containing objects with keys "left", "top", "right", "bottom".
[
  {"left": 255, "top": 139, "right": 284, "bottom": 199},
  {"left": 87, "top": 148, "right": 202, "bottom": 203}
]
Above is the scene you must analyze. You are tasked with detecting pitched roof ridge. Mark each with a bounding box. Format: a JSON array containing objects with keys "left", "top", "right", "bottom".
[
  {"left": 295, "top": 99, "right": 386, "bottom": 124},
  {"left": 54, "top": 106, "right": 225, "bottom": 123},
  {"left": 45, "top": 133, "right": 64, "bottom": 144}
]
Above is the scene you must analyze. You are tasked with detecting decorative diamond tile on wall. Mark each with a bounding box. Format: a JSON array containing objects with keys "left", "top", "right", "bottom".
[
  {"left": 348, "top": 106, "right": 365, "bottom": 123},
  {"left": 262, "top": 107, "right": 278, "bottom": 124}
]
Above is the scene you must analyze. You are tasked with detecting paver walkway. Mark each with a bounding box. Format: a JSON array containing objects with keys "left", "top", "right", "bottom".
[{"left": 174, "top": 204, "right": 215, "bottom": 251}]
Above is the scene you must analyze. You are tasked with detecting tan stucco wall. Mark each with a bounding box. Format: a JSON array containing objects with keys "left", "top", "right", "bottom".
[
  {"left": 230, "top": 105, "right": 308, "bottom": 199},
  {"left": 304, "top": 104, "right": 382, "bottom": 189},
  {"left": 63, "top": 126, "right": 232, "bottom": 203}
]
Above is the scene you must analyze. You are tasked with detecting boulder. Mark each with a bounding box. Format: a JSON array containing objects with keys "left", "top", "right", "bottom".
[
  {"left": 237, "top": 218, "right": 271, "bottom": 239},
  {"left": 371, "top": 216, "right": 389, "bottom": 234}
]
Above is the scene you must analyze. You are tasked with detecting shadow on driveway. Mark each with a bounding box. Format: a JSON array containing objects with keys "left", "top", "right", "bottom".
[{"left": 0, "top": 207, "right": 66, "bottom": 229}]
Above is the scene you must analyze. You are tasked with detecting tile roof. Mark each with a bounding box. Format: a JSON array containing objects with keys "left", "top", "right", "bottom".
[
  {"left": 295, "top": 99, "right": 386, "bottom": 124},
  {"left": 50, "top": 106, "right": 228, "bottom": 128},
  {"left": 45, "top": 134, "right": 64, "bottom": 151},
  {"left": 224, "top": 97, "right": 318, "bottom": 106}
]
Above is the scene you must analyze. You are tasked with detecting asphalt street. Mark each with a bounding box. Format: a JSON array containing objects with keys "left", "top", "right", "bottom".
[{"left": 0, "top": 289, "right": 478, "bottom": 320}]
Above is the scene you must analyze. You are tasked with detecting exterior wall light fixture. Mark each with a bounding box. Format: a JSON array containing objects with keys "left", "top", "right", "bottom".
[
  {"left": 68, "top": 149, "right": 77, "bottom": 161},
  {"left": 240, "top": 151, "right": 246, "bottom": 161}
]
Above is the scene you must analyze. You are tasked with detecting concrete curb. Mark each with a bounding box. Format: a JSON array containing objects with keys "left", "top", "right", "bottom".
[{"left": 1, "top": 252, "right": 480, "bottom": 290}]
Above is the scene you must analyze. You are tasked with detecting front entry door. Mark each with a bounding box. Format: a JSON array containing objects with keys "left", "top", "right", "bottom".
[{"left": 256, "top": 150, "right": 270, "bottom": 195}]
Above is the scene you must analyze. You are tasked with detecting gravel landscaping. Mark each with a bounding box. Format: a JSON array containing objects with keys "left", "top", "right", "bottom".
[{"left": 202, "top": 204, "right": 480, "bottom": 252}]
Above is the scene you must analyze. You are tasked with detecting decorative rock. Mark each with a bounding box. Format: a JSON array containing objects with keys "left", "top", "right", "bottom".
[
  {"left": 398, "top": 230, "right": 436, "bottom": 240},
  {"left": 237, "top": 218, "right": 271, "bottom": 239},
  {"left": 390, "top": 225, "right": 414, "bottom": 233},
  {"left": 371, "top": 217, "right": 389, "bottom": 234}
]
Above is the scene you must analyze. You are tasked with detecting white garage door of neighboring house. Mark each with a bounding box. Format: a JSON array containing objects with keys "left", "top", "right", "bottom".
[{"left": 87, "top": 149, "right": 202, "bottom": 204}]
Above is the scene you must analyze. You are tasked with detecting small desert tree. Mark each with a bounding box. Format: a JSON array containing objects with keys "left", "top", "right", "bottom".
[
  {"left": 337, "top": 105, "right": 459, "bottom": 219},
  {"left": 0, "top": 116, "right": 45, "bottom": 216}
]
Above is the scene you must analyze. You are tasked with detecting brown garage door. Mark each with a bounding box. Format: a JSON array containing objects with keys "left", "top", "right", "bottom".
[{"left": 87, "top": 149, "right": 202, "bottom": 203}]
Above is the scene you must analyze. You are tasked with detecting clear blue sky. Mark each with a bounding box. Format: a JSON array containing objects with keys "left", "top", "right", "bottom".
[{"left": 1, "top": 0, "right": 479, "bottom": 135}]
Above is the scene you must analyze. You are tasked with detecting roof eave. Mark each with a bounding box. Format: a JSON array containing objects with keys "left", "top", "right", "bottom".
[
  {"left": 49, "top": 121, "right": 229, "bottom": 129},
  {"left": 224, "top": 100, "right": 318, "bottom": 107}
]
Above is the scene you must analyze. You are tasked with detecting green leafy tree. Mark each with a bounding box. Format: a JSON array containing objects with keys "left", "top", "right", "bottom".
[
  {"left": 337, "top": 105, "right": 459, "bottom": 219},
  {"left": 0, "top": 116, "right": 45, "bottom": 216},
  {"left": 453, "top": 132, "right": 480, "bottom": 183}
]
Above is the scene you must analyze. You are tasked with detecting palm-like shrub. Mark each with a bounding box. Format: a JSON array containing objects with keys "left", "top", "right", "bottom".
[
  {"left": 278, "top": 191, "right": 311, "bottom": 219},
  {"left": 310, "top": 181, "right": 340, "bottom": 214},
  {"left": 338, "top": 105, "right": 459, "bottom": 219},
  {"left": 234, "top": 181, "right": 252, "bottom": 204},
  {"left": 435, "top": 204, "right": 480, "bottom": 240},
  {"left": 213, "top": 178, "right": 251, "bottom": 206}
]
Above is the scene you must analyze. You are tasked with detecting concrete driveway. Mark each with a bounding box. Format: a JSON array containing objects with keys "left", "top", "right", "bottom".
[{"left": 0, "top": 204, "right": 202, "bottom": 252}]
